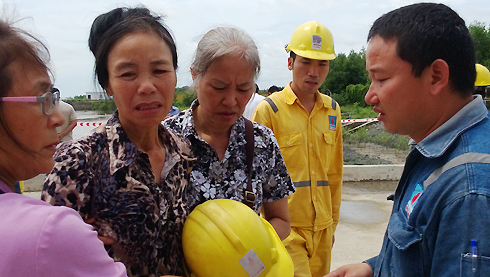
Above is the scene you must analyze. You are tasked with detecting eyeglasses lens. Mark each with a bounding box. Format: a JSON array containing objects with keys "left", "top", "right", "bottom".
[{"left": 45, "top": 92, "right": 52, "bottom": 115}]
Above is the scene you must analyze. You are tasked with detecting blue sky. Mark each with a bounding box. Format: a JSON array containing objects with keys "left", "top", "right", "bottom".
[{"left": 4, "top": 0, "right": 490, "bottom": 98}]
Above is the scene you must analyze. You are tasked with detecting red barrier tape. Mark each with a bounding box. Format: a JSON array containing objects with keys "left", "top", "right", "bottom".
[
  {"left": 341, "top": 118, "right": 378, "bottom": 123},
  {"left": 78, "top": 122, "right": 103, "bottom": 127},
  {"left": 79, "top": 119, "right": 377, "bottom": 126}
]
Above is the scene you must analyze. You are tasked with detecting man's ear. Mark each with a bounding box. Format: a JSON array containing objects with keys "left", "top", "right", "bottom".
[
  {"left": 287, "top": 57, "right": 294, "bottom": 70},
  {"left": 428, "top": 59, "right": 449, "bottom": 96}
]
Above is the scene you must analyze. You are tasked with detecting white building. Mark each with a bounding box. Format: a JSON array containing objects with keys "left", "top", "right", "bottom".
[{"left": 85, "top": 91, "right": 106, "bottom": 100}]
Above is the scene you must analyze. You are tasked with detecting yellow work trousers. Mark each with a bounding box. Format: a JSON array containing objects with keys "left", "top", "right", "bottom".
[{"left": 283, "top": 225, "right": 335, "bottom": 277}]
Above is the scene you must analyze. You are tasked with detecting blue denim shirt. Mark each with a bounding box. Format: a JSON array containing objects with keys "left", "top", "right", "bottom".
[{"left": 366, "top": 95, "right": 490, "bottom": 276}]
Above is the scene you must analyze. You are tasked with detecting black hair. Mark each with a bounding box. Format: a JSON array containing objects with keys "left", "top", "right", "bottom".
[
  {"left": 268, "top": 85, "right": 280, "bottom": 94},
  {"left": 88, "top": 6, "right": 177, "bottom": 89},
  {"left": 50, "top": 86, "right": 59, "bottom": 93},
  {"left": 368, "top": 3, "right": 476, "bottom": 96}
]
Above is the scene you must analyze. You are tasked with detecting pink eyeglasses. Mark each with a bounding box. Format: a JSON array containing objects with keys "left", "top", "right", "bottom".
[{"left": 0, "top": 91, "right": 60, "bottom": 115}]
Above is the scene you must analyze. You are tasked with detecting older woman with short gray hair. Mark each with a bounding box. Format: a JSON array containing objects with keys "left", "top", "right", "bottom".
[{"left": 164, "top": 26, "right": 295, "bottom": 239}]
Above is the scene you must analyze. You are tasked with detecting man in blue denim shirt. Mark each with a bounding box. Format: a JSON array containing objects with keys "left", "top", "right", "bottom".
[{"left": 327, "top": 3, "right": 490, "bottom": 277}]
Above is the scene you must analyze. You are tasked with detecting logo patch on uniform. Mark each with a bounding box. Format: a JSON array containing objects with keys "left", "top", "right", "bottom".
[
  {"left": 405, "top": 183, "right": 424, "bottom": 219},
  {"left": 311, "top": 35, "right": 322, "bottom": 50},
  {"left": 329, "top": 115, "right": 336, "bottom": 131}
]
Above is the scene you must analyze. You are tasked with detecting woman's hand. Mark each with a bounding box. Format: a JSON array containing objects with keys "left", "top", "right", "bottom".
[
  {"left": 262, "top": 197, "right": 291, "bottom": 240},
  {"left": 85, "top": 217, "right": 115, "bottom": 245}
]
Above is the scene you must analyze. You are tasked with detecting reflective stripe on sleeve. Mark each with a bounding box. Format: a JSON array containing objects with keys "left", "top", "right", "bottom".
[
  {"left": 293, "top": 180, "right": 329, "bottom": 187},
  {"left": 423, "top": 152, "right": 490, "bottom": 189},
  {"left": 294, "top": 181, "right": 311, "bottom": 187},
  {"left": 317, "top": 180, "right": 329, "bottom": 187},
  {"left": 264, "top": 97, "right": 278, "bottom": 113}
]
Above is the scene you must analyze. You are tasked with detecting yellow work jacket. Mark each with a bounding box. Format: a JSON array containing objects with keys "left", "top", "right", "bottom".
[{"left": 252, "top": 83, "right": 343, "bottom": 230}]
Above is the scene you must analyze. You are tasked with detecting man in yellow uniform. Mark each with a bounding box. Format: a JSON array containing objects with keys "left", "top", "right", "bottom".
[{"left": 252, "top": 21, "right": 342, "bottom": 277}]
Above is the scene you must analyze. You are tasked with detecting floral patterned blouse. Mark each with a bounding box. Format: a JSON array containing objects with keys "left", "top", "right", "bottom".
[
  {"left": 163, "top": 100, "right": 295, "bottom": 213},
  {"left": 42, "top": 111, "right": 194, "bottom": 277}
]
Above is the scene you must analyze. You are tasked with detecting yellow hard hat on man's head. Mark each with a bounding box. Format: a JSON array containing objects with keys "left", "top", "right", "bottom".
[
  {"left": 182, "top": 199, "right": 294, "bottom": 277},
  {"left": 475, "top": 63, "right": 490, "bottom": 87},
  {"left": 286, "top": 21, "right": 336, "bottom": 61}
]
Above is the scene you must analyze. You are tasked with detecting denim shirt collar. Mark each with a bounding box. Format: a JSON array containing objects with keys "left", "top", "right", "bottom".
[{"left": 412, "top": 95, "right": 488, "bottom": 158}]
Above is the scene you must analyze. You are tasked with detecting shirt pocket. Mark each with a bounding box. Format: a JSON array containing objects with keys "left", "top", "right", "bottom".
[
  {"left": 320, "top": 132, "right": 336, "bottom": 166},
  {"left": 277, "top": 132, "right": 304, "bottom": 169},
  {"left": 387, "top": 211, "right": 424, "bottom": 276},
  {"left": 461, "top": 253, "right": 490, "bottom": 277}
]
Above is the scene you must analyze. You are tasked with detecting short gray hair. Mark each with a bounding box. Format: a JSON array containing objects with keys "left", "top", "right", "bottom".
[{"left": 191, "top": 27, "right": 260, "bottom": 85}]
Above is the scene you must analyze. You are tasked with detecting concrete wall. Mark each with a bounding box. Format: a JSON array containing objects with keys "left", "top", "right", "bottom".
[{"left": 23, "top": 174, "right": 46, "bottom": 192}]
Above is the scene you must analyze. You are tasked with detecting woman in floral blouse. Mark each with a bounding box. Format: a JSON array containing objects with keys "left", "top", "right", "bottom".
[
  {"left": 164, "top": 27, "right": 295, "bottom": 240},
  {"left": 42, "top": 7, "right": 193, "bottom": 277}
]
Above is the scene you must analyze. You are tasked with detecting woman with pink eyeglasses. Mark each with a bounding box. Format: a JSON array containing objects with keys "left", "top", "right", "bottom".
[{"left": 0, "top": 19, "right": 127, "bottom": 276}]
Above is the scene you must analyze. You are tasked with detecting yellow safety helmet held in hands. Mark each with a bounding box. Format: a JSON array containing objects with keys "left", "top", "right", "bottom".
[
  {"left": 475, "top": 63, "right": 490, "bottom": 87},
  {"left": 182, "top": 199, "right": 294, "bottom": 277},
  {"left": 286, "top": 21, "right": 336, "bottom": 61}
]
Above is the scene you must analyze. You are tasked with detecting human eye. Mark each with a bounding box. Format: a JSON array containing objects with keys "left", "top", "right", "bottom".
[
  {"left": 237, "top": 86, "right": 252, "bottom": 93},
  {"left": 119, "top": 71, "right": 136, "bottom": 78},
  {"left": 154, "top": 66, "right": 172, "bottom": 75},
  {"left": 154, "top": 69, "right": 168, "bottom": 74},
  {"left": 210, "top": 81, "right": 226, "bottom": 91},
  {"left": 237, "top": 88, "right": 249, "bottom": 94},
  {"left": 212, "top": 86, "right": 226, "bottom": 91},
  {"left": 371, "top": 73, "right": 388, "bottom": 84}
]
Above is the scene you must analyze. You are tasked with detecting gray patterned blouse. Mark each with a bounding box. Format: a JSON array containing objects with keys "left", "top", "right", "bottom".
[{"left": 163, "top": 100, "right": 295, "bottom": 214}]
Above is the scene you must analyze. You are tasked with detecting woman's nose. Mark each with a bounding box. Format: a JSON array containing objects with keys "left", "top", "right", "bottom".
[
  {"left": 138, "top": 76, "right": 157, "bottom": 94},
  {"left": 222, "top": 90, "right": 238, "bottom": 107},
  {"left": 50, "top": 106, "right": 65, "bottom": 128}
]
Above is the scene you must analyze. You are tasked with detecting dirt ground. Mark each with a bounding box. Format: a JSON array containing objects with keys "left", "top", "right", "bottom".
[
  {"left": 343, "top": 142, "right": 408, "bottom": 165},
  {"left": 330, "top": 181, "right": 396, "bottom": 270},
  {"left": 331, "top": 140, "right": 403, "bottom": 270}
]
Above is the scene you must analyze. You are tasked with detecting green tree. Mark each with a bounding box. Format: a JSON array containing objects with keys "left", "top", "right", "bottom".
[
  {"left": 469, "top": 21, "right": 490, "bottom": 68},
  {"left": 320, "top": 49, "right": 370, "bottom": 98},
  {"left": 67, "top": 95, "right": 87, "bottom": 101},
  {"left": 173, "top": 86, "right": 197, "bottom": 110},
  {"left": 345, "top": 84, "right": 370, "bottom": 107},
  {"left": 91, "top": 99, "right": 117, "bottom": 114}
]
